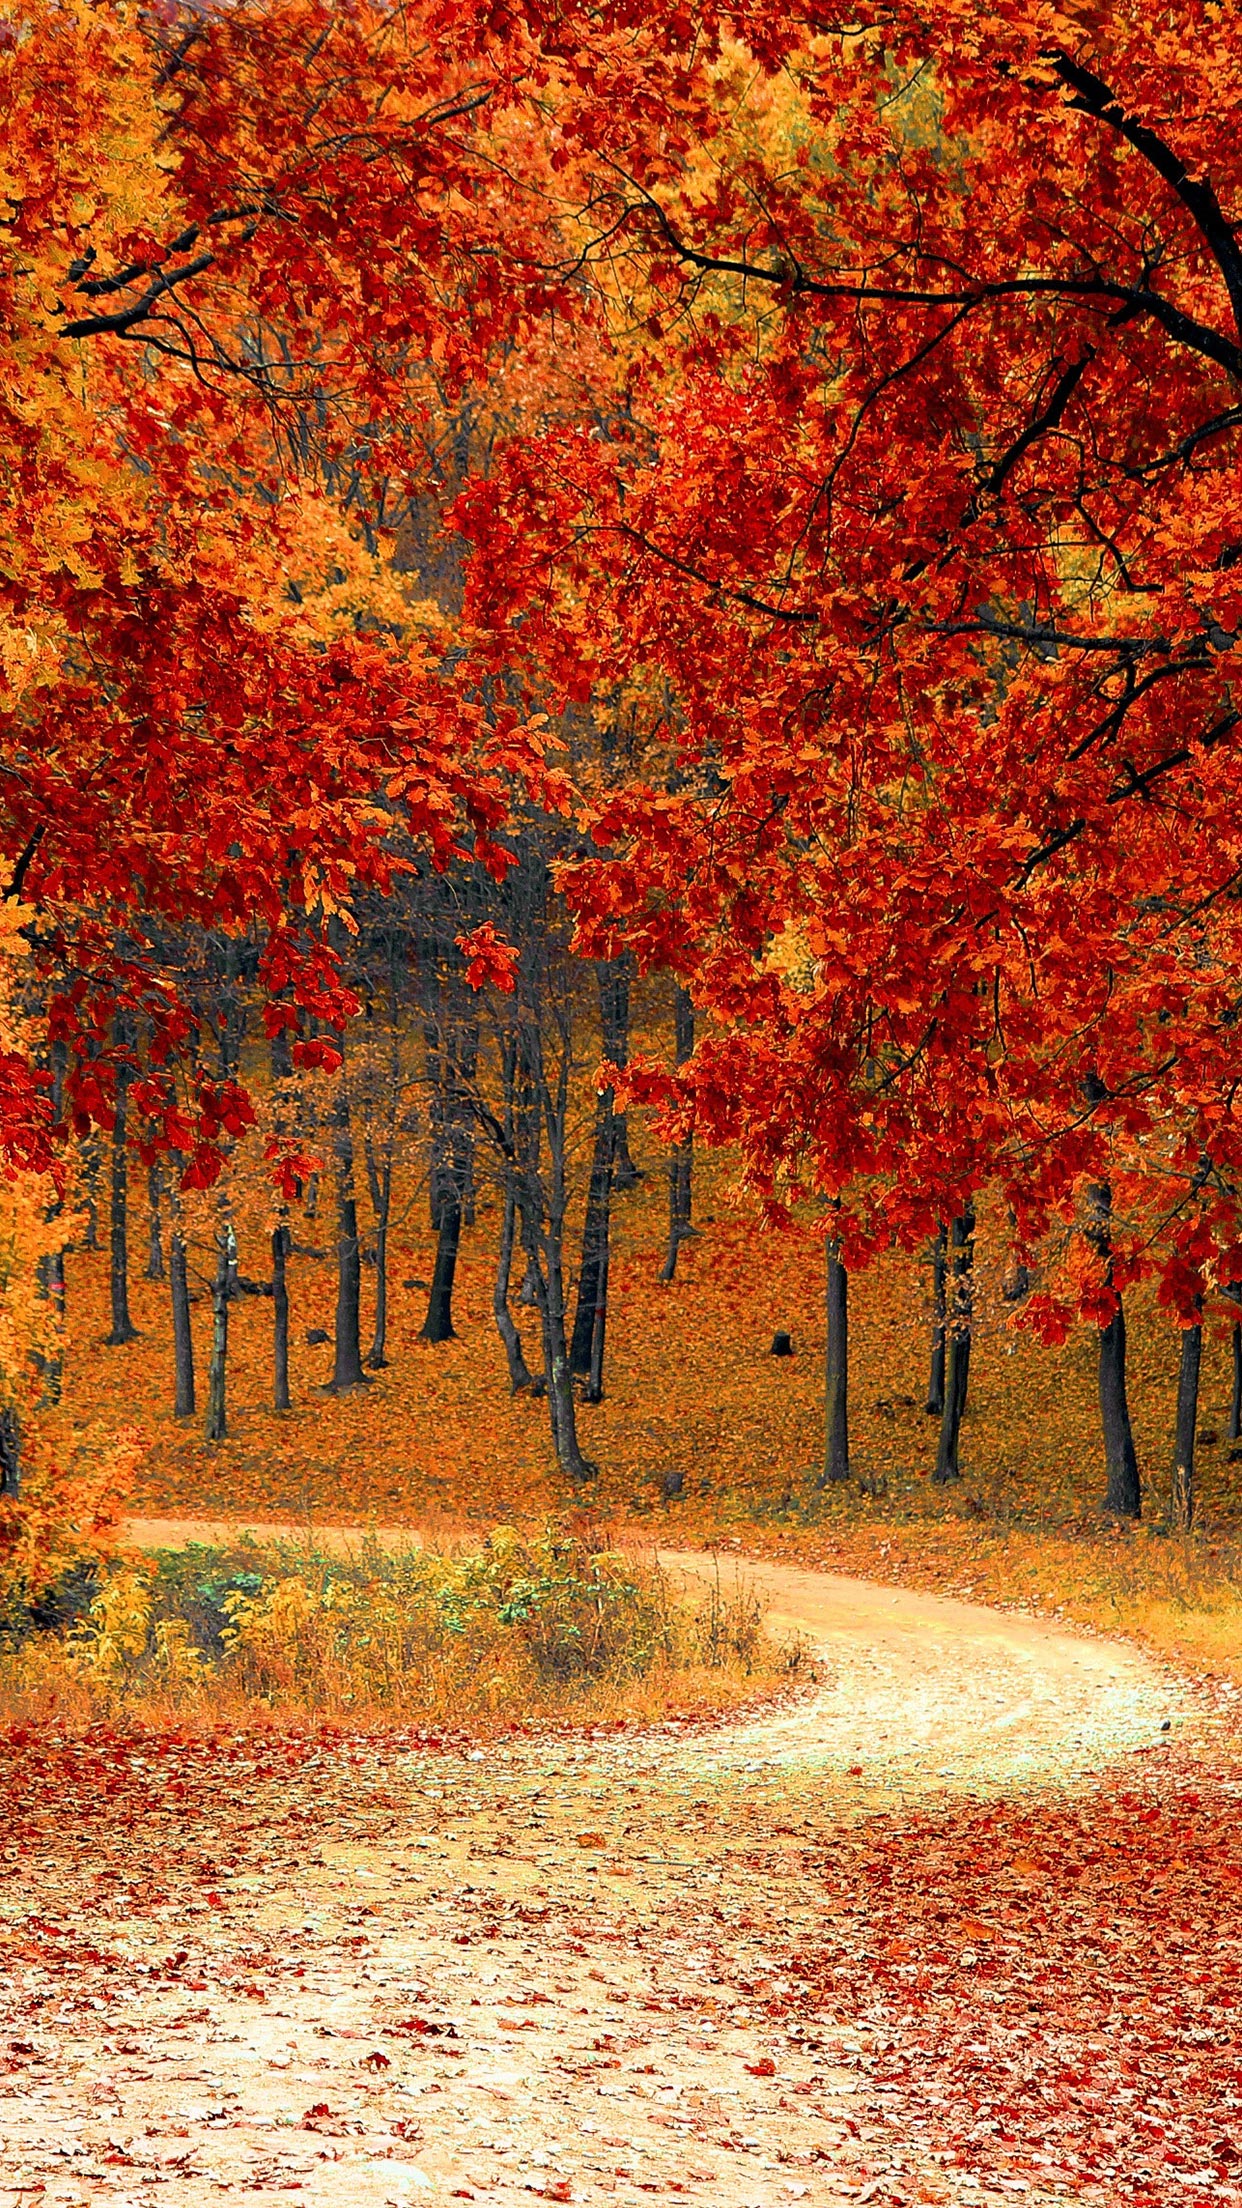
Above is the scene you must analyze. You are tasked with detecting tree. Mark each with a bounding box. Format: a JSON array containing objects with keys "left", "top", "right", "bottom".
[
  {"left": 1, "top": 0, "right": 585, "bottom": 1184},
  {"left": 461, "top": 0, "right": 1242, "bottom": 1399}
]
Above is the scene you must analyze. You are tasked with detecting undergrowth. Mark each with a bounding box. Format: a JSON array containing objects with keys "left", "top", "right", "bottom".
[{"left": 0, "top": 1525, "right": 789, "bottom": 1730}]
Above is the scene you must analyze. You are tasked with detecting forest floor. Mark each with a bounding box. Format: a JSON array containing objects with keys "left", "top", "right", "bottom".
[{"left": 4, "top": 1533, "right": 1235, "bottom": 2208}]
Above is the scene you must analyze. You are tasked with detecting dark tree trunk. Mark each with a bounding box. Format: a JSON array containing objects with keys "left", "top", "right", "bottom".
[
  {"left": 421, "top": 1184, "right": 462, "bottom": 1343},
  {"left": 1087, "top": 1183, "right": 1141, "bottom": 1517},
  {"left": 270, "top": 1023, "right": 294, "bottom": 1081},
  {"left": 169, "top": 1192, "right": 195, "bottom": 1418},
  {"left": 0, "top": 1404, "right": 20, "bottom": 1498},
  {"left": 218, "top": 936, "right": 245, "bottom": 1080},
  {"left": 1172, "top": 1307, "right": 1203, "bottom": 1531},
  {"left": 659, "top": 983, "right": 695, "bottom": 1284},
  {"left": 570, "top": 1082, "right": 615, "bottom": 1378},
  {"left": 521, "top": 1205, "right": 594, "bottom": 1481},
  {"left": 35, "top": 1039, "right": 67, "bottom": 1407},
  {"left": 106, "top": 1059, "right": 138, "bottom": 1344},
  {"left": 1226, "top": 1284, "right": 1242, "bottom": 1444},
  {"left": 819, "top": 1239, "right": 850, "bottom": 1484},
  {"left": 925, "top": 1223, "right": 947, "bottom": 1415},
  {"left": 35, "top": 1245, "right": 65, "bottom": 1407},
  {"left": 1099, "top": 1305, "right": 1142, "bottom": 1517},
  {"left": 586, "top": 1199, "right": 610, "bottom": 1404},
  {"left": 328, "top": 1076, "right": 367, "bottom": 1389},
  {"left": 933, "top": 1207, "right": 975, "bottom": 1483},
  {"left": 272, "top": 1221, "right": 291, "bottom": 1412},
  {"left": 145, "top": 1162, "right": 165, "bottom": 1280},
  {"left": 204, "top": 1223, "right": 229, "bottom": 1440},
  {"left": 599, "top": 958, "right": 642, "bottom": 1189},
  {"left": 82, "top": 1135, "right": 101, "bottom": 1250},
  {"left": 364, "top": 1131, "right": 392, "bottom": 1368},
  {"left": 494, "top": 1180, "right": 534, "bottom": 1392},
  {"left": 493, "top": 1037, "right": 534, "bottom": 1392}
]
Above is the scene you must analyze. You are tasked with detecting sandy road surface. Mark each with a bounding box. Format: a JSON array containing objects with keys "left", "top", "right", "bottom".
[{"left": 0, "top": 1522, "right": 1186, "bottom": 2208}]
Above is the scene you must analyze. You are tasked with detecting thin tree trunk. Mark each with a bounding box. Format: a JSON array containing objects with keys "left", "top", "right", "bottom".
[
  {"left": 204, "top": 1222, "right": 229, "bottom": 1441},
  {"left": 537, "top": 1213, "right": 593, "bottom": 1479},
  {"left": 586, "top": 1203, "right": 610, "bottom": 1404},
  {"left": 494, "top": 1180, "right": 534, "bottom": 1391},
  {"left": 1087, "top": 1183, "right": 1141, "bottom": 1517},
  {"left": 35, "top": 1245, "right": 65, "bottom": 1407},
  {"left": 659, "top": 983, "right": 695, "bottom": 1284},
  {"left": 270, "top": 1023, "right": 294, "bottom": 1081},
  {"left": 1226, "top": 1283, "right": 1242, "bottom": 1444},
  {"left": 82, "top": 1135, "right": 101, "bottom": 1250},
  {"left": 329, "top": 1073, "right": 367, "bottom": 1389},
  {"left": 517, "top": 1027, "right": 595, "bottom": 1481},
  {"left": 106, "top": 1057, "right": 138, "bottom": 1344},
  {"left": 933, "top": 1206, "right": 975, "bottom": 1483},
  {"left": 169, "top": 1188, "right": 195, "bottom": 1418},
  {"left": 925, "top": 1223, "right": 947, "bottom": 1415},
  {"left": 364, "top": 1131, "right": 392, "bottom": 1368},
  {"left": 145, "top": 1162, "right": 165, "bottom": 1280},
  {"left": 599, "top": 958, "right": 642, "bottom": 1189},
  {"left": 35, "top": 1036, "right": 67, "bottom": 1406},
  {"left": 571, "top": 1082, "right": 615, "bottom": 1377},
  {"left": 0, "top": 1405, "right": 20, "bottom": 1498},
  {"left": 1172, "top": 1306, "right": 1203, "bottom": 1531},
  {"left": 819, "top": 1239, "right": 850, "bottom": 1484},
  {"left": 272, "top": 1220, "right": 291, "bottom": 1412}
]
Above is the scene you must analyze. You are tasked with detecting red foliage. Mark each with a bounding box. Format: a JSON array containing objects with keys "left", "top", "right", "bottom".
[{"left": 786, "top": 1751, "right": 1242, "bottom": 2202}]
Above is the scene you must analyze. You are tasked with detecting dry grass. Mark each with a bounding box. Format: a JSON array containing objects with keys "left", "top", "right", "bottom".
[{"left": 0, "top": 1526, "right": 794, "bottom": 1736}]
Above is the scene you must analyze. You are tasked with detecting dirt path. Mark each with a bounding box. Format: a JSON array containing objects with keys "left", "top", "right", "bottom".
[{"left": 0, "top": 1523, "right": 1187, "bottom": 2208}]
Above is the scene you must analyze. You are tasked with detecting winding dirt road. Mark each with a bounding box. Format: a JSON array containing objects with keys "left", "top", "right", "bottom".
[{"left": 0, "top": 1523, "right": 1188, "bottom": 2208}]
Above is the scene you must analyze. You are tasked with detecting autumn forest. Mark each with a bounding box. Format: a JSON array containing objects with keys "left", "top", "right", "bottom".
[{"left": 2, "top": 5, "right": 1241, "bottom": 2203}]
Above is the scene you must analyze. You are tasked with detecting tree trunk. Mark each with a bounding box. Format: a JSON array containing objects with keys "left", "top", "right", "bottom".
[
  {"left": 599, "top": 958, "right": 642, "bottom": 1189},
  {"left": 494, "top": 1181, "right": 534, "bottom": 1391},
  {"left": 1172, "top": 1307, "right": 1203, "bottom": 1531},
  {"left": 145, "top": 1161, "right": 165, "bottom": 1280},
  {"left": 364, "top": 1131, "right": 392, "bottom": 1369},
  {"left": 272, "top": 1221, "right": 291, "bottom": 1412},
  {"left": 819, "top": 1239, "right": 850, "bottom": 1484},
  {"left": 1087, "top": 1183, "right": 1141, "bottom": 1517},
  {"left": 925, "top": 1223, "right": 947, "bottom": 1415},
  {"left": 421, "top": 1184, "right": 462, "bottom": 1342},
  {"left": 328, "top": 1074, "right": 367, "bottom": 1389},
  {"left": 270, "top": 1023, "right": 294, "bottom": 1081},
  {"left": 106, "top": 1059, "right": 138, "bottom": 1344},
  {"left": 1099, "top": 1305, "right": 1142, "bottom": 1517},
  {"left": 933, "top": 1207, "right": 975, "bottom": 1483},
  {"left": 82, "top": 1135, "right": 101, "bottom": 1250},
  {"left": 204, "top": 1223, "right": 229, "bottom": 1441},
  {"left": 571, "top": 1082, "right": 615, "bottom": 1377},
  {"left": 659, "top": 983, "right": 695, "bottom": 1284},
  {"left": 586, "top": 1199, "right": 610, "bottom": 1404},
  {"left": 523, "top": 1208, "right": 594, "bottom": 1481},
  {"left": 169, "top": 1189, "right": 195, "bottom": 1418},
  {"left": 35, "top": 1040, "right": 67, "bottom": 1407},
  {"left": 1226, "top": 1284, "right": 1242, "bottom": 1444},
  {"left": 0, "top": 1404, "right": 20, "bottom": 1498},
  {"left": 35, "top": 1244, "right": 65, "bottom": 1407}
]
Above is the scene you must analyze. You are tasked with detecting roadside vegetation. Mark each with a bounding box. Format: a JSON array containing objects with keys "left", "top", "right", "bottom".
[{"left": 0, "top": 1524, "right": 787, "bottom": 1732}]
